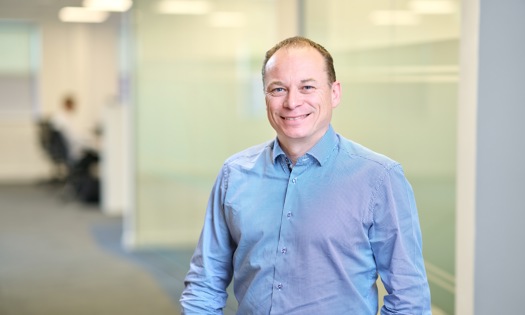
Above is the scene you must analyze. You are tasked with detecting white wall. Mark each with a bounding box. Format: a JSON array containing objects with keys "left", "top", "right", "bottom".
[
  {"left": 0, "top": 7, "right": 119, "bottom": 183},
  {"left": 101, "top": 103, "right": 128, "bottom": 216},
  {"left": 0, "top": 117, "right": 51, "bottom": 183}
]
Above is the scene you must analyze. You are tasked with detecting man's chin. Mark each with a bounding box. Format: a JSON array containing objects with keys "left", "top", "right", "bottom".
[{"left": 278, "top": 131, "right": 309, "bottom": 142}]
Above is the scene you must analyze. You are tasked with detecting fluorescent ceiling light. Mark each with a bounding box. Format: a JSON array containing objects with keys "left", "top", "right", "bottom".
[
  {"left": 209, "top": 12, "right": 245, "bottom": 28},
  {"left": 156, "top": 0, "right": 211, "bottom": 15},
  {"left": 370, "top": 10, "right": 420, "bottom": 26},
  {"left": 409, "top": 0, "right": 457, "bottom": 14},
  {"left": 59, "top": 7, "right": 109, "bottom": 23},
  {"left": 83, "top": 0, "right": 133, "bottom": 12}
]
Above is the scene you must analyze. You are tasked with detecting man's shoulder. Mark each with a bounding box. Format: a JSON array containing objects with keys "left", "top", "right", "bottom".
[
  {"left": 223, "top": 140, "right": 274, "bottom": 168},
  {"left": 337, "top": 135, "right": 399, "bottom": 171}
]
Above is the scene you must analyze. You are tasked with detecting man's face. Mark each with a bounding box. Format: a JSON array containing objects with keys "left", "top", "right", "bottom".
[{"left": 263, "top": 46, "right": 341, "bottom": 149}]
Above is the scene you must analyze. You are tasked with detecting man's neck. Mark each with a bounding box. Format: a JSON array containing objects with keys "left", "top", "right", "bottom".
[
  {"left": 277, "top": 127, "right": 329, "bottom": 164},
  {"left": 278, "top": 139, "right": 313, "bottom": 165}
]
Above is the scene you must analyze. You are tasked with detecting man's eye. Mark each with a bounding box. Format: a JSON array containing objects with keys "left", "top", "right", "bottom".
[
  {"left": 268, "top": 87, "right": 286, "bottom": 96},
  {"left": 302, "top": 85, "right": 315, "bottom": 93}
]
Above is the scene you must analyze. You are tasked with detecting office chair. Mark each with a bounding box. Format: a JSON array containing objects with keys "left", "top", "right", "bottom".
[{"left": 38, "top": 120, "right": 69, "bottom": 184}]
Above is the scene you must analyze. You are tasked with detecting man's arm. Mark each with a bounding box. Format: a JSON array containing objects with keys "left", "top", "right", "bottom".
[
  {"left": 180, "top": 167, "right": 235, "bottom": 314},
  {"left": 369, "top": 164, "right": 431, "bottom": 315}
]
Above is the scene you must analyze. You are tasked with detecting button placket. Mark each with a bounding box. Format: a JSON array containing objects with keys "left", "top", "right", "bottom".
[{"left": 273, "top": 157, "right": 303, "bottom": 302}]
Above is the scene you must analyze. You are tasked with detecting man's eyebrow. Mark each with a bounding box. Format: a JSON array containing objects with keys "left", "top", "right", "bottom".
[
  {"left": 267, "top": 80, "right": 284, "bottom": 87},
  {"left": 301, "top": 78, "right": 317, "bottom": 84},
  {"left": 268, "top": 78, "right": 317, "bottom": 85},
  {"left": 266, "top": 78, "right": 318, "bottom": 89}
]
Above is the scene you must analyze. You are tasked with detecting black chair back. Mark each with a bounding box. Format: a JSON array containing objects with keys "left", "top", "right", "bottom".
[{"left": 48, "top": 128, "right": 69, "bottom": 164}]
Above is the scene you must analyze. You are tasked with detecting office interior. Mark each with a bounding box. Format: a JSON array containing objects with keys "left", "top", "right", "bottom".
[{"left": 0, "top": 1, "right": 523, "bottom": 314}]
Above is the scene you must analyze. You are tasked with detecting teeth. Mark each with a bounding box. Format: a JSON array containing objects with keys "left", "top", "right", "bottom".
[{"left": 284, "top": 115, "right": 307, "bottom": 121}]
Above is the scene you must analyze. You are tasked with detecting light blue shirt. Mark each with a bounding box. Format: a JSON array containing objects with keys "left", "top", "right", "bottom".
[{"left": 180, "top": 126, "right": 431, "bottom": 315}]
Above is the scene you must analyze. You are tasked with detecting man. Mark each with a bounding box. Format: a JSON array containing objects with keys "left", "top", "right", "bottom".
[
  {"left": 49, "top": 95, "right": 98, "bottom": 163},
  {"left": 48, "top": 95, "right": 101, "bottom": 202},
  {"left": 180, "top": 36, "right": 431, "bottom": 314}
]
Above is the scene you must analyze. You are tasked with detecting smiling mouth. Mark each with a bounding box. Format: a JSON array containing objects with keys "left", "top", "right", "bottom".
[{"left": 282, "top": 114, "right": 310, "bottom": 121}]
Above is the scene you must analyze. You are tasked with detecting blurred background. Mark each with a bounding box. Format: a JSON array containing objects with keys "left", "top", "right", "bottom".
[{"left": 0, "top": 1, "right": 522, "bottom": 315}]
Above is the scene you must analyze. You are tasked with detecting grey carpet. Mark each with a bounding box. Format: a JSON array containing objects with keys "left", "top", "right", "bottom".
[{"left": 0, "top": 184, "right": 182, "bottom": 315}]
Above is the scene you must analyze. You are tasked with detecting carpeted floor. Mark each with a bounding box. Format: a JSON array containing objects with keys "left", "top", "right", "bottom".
[{"left": 0, "top": 183, "right": 219, "bottom": 315}]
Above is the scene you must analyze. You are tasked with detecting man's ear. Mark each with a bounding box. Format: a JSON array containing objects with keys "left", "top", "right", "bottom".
[{"left": 331, "top": 81, "right": 341, "bottom": 108}]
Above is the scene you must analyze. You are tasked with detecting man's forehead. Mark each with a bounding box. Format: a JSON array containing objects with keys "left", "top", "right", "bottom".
[
  {"left": 264, "top": 47, "right": 326, "bottom": 83},
  {"left": 266, "top": 47, "right": 323, "bottom": 72},
  {"left": 269, "top": 45, "right": 320, "bottom": 62}
]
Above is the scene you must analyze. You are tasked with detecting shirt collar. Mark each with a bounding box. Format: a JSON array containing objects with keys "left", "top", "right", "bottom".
[
  {"left": 271, "top": 139, "right": 286, "bottom": 163},
  {"left": 271, "top": 125, "right": 338, "bottom": 166}
]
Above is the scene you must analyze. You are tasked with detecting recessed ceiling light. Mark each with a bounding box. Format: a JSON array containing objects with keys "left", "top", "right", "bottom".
[
  {"left": 155, "top": 0, "right": 211, "bottom": 15},
  {"left": 83, "top": 0, "right": 133, "bottom": 12},
  {"left": 59, "top": 7, "right": 109, "bottom": 23}
]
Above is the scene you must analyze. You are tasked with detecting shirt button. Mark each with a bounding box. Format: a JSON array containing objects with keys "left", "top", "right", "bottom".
[
  {"left": 287, "top": 212, "right": 292, "bottom": 219},
  {"left": 281, "top": 247, "right": 287, "bottom": 254},
  {"left": 277, "top": 283, "right": 283, "bottom": 290},
  {"left": 292, "top": 178, "right": 297, "bottom": 184}
]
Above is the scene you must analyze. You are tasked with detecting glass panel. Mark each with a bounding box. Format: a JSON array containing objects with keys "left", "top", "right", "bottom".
[
  {"left": 132, "top": 0, "right": 281, "bottom": 245},
  {"left": 132, "top": 3, "right": 290, "bottom": 309},
  {"left": 304, "top": 0, "right": 459, "bottom": 313}
]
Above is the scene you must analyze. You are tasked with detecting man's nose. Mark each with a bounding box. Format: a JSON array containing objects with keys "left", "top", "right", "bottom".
[{"left": 284, "top": 89, "right": 302, "bottom": 109}]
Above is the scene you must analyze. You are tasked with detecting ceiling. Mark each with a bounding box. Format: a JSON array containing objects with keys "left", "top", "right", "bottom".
[
  {"left": 0, "top": 0, "right": 86, "bottom": 20},
  {"left": 0, "top": 0, "right": 129, "bottom": 24}
]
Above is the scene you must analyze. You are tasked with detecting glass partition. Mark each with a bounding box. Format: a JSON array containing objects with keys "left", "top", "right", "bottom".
[
  {"left": 304, "top": 0, "right": 459, "bottom": 313},
  {"left": 132, "top": 0, "right": 283, "bottom": 246}
]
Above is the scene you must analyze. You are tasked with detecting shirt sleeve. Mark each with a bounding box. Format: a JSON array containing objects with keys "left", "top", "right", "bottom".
[
  {"left": 180, "top": 166, "right": 235, "bottom": 314},
  {"left": 368, "top": 164, "right": 432, "bottom": 315}
]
